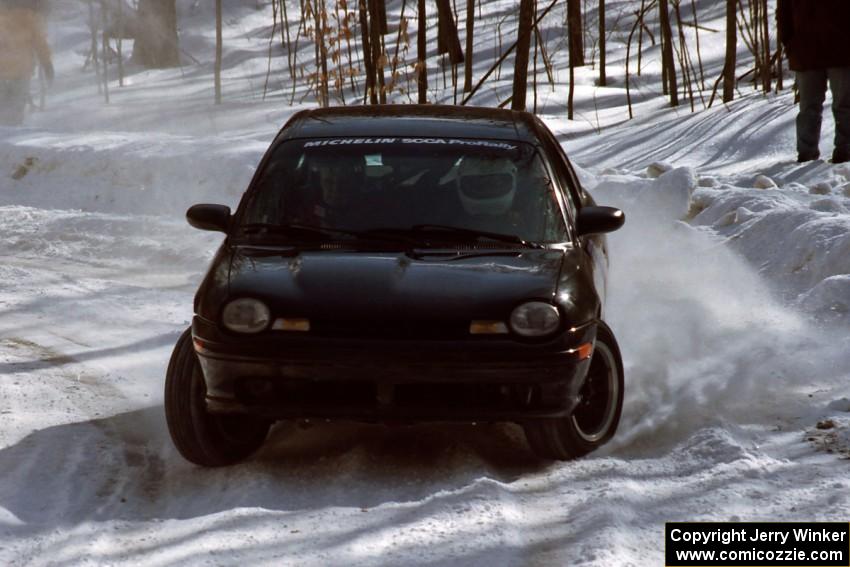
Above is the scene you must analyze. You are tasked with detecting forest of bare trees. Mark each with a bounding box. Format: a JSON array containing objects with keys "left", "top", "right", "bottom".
[{"left": 85, "top": 0, "right": 787, "bottom": 120}]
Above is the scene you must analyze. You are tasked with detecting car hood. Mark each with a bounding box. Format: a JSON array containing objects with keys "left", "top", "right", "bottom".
[{"left": 226, "top": 247, "right": 566, "bottom": 320}]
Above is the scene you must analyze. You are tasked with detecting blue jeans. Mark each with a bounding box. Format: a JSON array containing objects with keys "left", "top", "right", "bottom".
[
  {"left": 0, "top": 78, "right": 30, "bottom": 126},
  {"left": 797, "top": 68, "right": 850, "bottom": 158}
]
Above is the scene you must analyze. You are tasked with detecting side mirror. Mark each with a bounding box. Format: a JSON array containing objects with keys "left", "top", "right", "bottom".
[
  {"left": 576, "top": 206, "right": 625, "bottom": 236},
  {"left": 186, "top": 204, "right": 231, "bottom": 233}
]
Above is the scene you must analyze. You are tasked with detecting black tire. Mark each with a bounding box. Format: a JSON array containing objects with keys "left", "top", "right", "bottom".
[
  {"left": 164, "top": 328, "right": 271, "bottom": 467},
  {"left": 524, "top": 322, "right": 624, "bottom": 460}
]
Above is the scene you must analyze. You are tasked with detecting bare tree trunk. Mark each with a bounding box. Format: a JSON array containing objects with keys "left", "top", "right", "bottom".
[
  {"left": 318, "top": 1, "right": 330, "bottom": 106},
  {"left": 461, "top": 0, "right": 558, "bottom": 105},
  {"left": 335, "top": 3, "right": 348, "bottom": 106},
  {"left": 342, "top": 1, "right": 358, "bottom": 96},
  {"left": 723, "top": 0, "right": 736, "bottom": 102},
  {"left": 747, "top": 0, "right": 760, "bottom": 90},
  {"left": 567, "top": 0, "right": 584, "bottom": 67},
  {"left": 375, "top": 0, "right": 388, "bottom": 34},
  {"left": 752, "top": 0, "right": 759, "bottom": 89},
  {"left": 263, "top": 0, "right": 279, "bottom": 100},
  {"left": 511, "top": 0, "right": 534, "bottom": 110},
  {"left": 133, "top": 0, "right": 179, "bottom": 68},
  {"left": 533, "top": 0, "right": 538, "bottom": 113},
  {"left": 437, "top": 2, "right": 447, "bottom": 55},
  {"left": 496, "top": 14, "right": 507, "bottom": 80},
  {"left": 359, "top": 0, "right": 377, "bottom": 103},
  {"left": 463, "top": 0, "right": 474, "bottom": 92},
  {"left": 760, "top": 0, "right": 770, "bottom": 93},
  {"left": 389, "top": 0, "right": 408, "bottom": 79},
  {"left": 673, "top": 1, "right": 694, "bottom": 111},
  {"left": 368, "top": 0, "right": 387, "bottom": 103},
  {"left": 417, "top": 0, "right": 427, "bottom": 103},
  {"left": 626, "top": 0, "right": 656, "bottom": 118},
  {"left": 690, "top": 0, "right": 704, "bottom": 89},
  {"left": 117, "top": 0, "right": 125, "bottom": 87},
  {"left": 637, "top": 0, "right": 646, "bottom": 76},
  {"left": 625, "top": 7, "right": 639, "bottom": 118},
  {"left": 598, "top": 0, "right": 606, "bottom": 86},
  {"left": 312, "top": 1, "right": 323, "bottom": 106},
  {"left": 290, "top": 0, "right": 308, "bottom": 105},
  {"left": 435, "top": 0, "right": 464, "bottom": 64},
  {"left": 87, "top": 1, "right": 102, "bottom": 94},
  {"left": 281, "top": 0, "right": 294, "bottom": 80},
  {"left": 534, "top": 26, "right": 555, "bottom": 88},
  {"left": 215, "top": 0, "right": 222, "bottom": 103},
  {"left": 568, "top": 55, "right": 575, "bottom": 119},
  {"left": 659, "top": 0, "right": 678, "bottom": 106},
  {"left": 101, "top": 6, "right": 110, "bottom": 104},
  {"left": 736, "top": 0, "right": 760, "bottom": 91}
]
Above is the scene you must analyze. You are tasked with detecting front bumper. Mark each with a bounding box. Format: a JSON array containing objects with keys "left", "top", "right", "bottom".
[{"left": 192, "top": 316, "right": 597, "bottom": 422}]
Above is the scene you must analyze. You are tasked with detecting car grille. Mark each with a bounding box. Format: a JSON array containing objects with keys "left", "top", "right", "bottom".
[
  {"left": 317, "top": 242, "right": 525, "bottom": 251},
  {"left": 308, "top": 319, "right": 471, "bottom": 340}
]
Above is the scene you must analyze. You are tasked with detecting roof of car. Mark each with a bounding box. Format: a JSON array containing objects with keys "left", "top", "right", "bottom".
[{"left": 277, "top": 105, "right": 544, "bottom": 143}]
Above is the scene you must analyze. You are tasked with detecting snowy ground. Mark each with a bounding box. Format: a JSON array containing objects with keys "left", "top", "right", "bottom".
[{"left": 1, "top": 1, "right": 849, "bottom": 566}]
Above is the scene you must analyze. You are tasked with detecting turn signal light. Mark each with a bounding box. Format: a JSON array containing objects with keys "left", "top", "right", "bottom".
[
  {"left": 469, "top": 320, "right": 509, "bottom": 335},
  {"left": 272, "top": 318, "right": 311, "bottom": 332},
  {"left": 568, "top": 342, "right": 594, "bottom": 360}
]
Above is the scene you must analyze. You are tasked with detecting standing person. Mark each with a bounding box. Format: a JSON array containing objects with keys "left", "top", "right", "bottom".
[
  {"left": 778, "top": 0, "right": 850, "bottom": 164},
  {"left": 0, "top": 0, "right": 53, "bottom": 126}
]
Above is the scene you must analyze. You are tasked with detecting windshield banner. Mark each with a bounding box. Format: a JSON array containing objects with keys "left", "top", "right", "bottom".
[{"left": 303, "top": 138, "right": 518, "bottom": 150}]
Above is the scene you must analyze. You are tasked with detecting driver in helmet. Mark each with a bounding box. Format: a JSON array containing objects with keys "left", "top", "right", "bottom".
[
  {"left": 455, "top": 156, "right": 523, "bottom": 233},
  {"left": 292, "top": 152, "right": 366, "bottom": 227}
]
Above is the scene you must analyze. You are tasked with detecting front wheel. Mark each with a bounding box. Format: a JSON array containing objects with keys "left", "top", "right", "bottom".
[
  {"left": 524, "top": 322, "right": 624, "bottom": 460},
  {"left": 164, "top": 328, "right": 271, "bottom": 466}
]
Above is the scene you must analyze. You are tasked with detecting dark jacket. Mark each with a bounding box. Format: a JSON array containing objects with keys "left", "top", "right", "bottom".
[{"left": 777, "top": 0, "right": 850, "bottom": 71}]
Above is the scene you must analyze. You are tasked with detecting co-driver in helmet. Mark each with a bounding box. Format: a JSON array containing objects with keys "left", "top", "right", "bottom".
[{"left": 454, "top": 156, "right": 523, "bottom": 234}]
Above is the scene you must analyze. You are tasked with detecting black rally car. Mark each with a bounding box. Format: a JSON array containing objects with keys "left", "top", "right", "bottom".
[{"left": 165, "top": 105, "right": 625, "bottom": 466}]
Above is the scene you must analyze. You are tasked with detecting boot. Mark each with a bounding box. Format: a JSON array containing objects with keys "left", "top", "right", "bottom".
[
  {"left": 797, "top": 151, "right": 820, "bottom": 163},
  {"left": 832, "top": 148, "right": 850, "bottom": 164}
]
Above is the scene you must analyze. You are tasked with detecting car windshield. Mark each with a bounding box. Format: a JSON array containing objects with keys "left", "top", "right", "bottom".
[{"left": 239, "top": 137, "right": 567, "bottom": 244}]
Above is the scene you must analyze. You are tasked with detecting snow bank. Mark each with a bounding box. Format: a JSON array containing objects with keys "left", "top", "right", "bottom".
[
  {"left": 0, "top": 129, "right": 267, "bottom": 216},
  {"left": 588, "top": 166, "right": 850, "bottom": 452},
  {"left": 687, "top": 179, "right": 850, "bottom": 318},
  {"left": 0, "top": 205, "right": 219, "bottom": 270}
]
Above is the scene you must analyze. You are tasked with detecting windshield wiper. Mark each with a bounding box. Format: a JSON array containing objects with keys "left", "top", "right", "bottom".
[
  {"left": 239, "top": 223, "right": 542, "bottom": 248},
  {"left": 240, "top": 223, "right": 351, "bottom": 240},
  {"left": 368, "top": 224, "right": 543, "bottom": 248},
  {"left": 239, "top": 223, "right": 419, "bottom": 246}
]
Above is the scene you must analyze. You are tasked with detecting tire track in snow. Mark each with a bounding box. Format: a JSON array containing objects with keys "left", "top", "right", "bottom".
[{"left": 0, "top": 338, "right": 169, "bottom": 523}]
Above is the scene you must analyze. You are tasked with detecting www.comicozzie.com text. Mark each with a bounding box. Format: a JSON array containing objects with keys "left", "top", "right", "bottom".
[{"left": 670, "top": 527, "right": 848, "bottom": 546}]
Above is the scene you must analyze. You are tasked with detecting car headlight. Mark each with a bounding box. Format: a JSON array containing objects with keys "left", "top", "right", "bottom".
[
  {"left": 509, "top": 301, "right": 561, "bottom": 337},
  {"left": 222, "top": 298, "right": 271, "bottom": 334}
]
